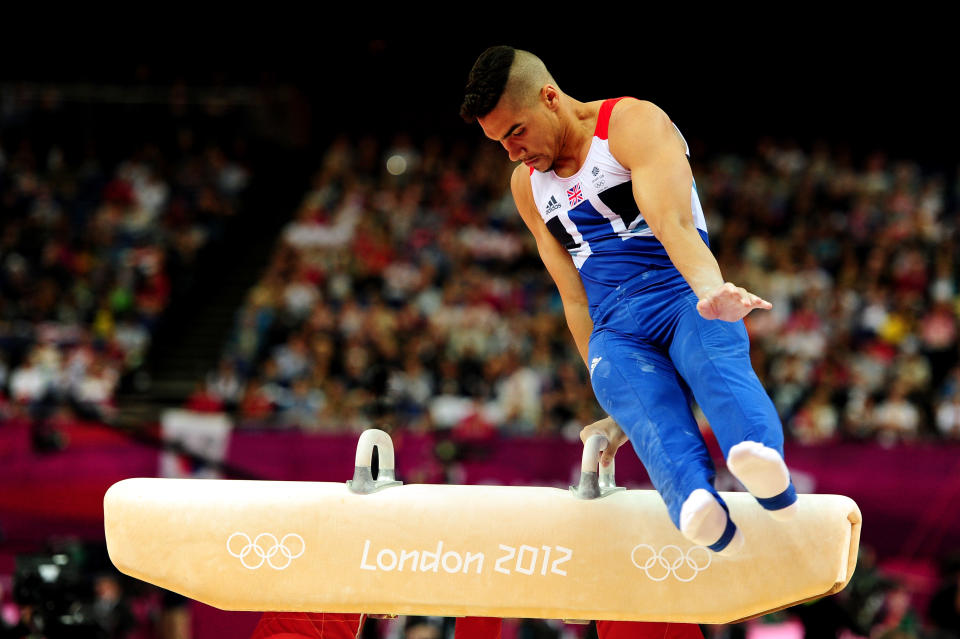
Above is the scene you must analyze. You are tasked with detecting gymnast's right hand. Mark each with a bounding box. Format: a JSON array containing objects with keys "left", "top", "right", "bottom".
[
  {"left": 696, "top": 282, "right": 773, "bottom": 321},
  {"left": 579, "top": 417, "right": 629, "bottom": 467}
]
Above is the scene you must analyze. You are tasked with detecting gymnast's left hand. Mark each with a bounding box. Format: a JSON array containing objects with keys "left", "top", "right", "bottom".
[{"left": 696, "top": 282, "right": 772, "bottom": 321}]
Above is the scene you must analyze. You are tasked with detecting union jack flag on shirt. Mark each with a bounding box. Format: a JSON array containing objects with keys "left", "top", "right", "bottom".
[{"left": 567, "top": 183, "right": 583, "bottom": 206}]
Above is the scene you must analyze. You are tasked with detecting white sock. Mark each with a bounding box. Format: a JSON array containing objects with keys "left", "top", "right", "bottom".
[
  {"left": 680, "top": 488, "right": 741, "bottom": 554},
  {"left": 726, "top": 441, "right": 797, "bottom": 521},
  {"left": 716, "top": 527, "right": 745, "bottom": 557}
]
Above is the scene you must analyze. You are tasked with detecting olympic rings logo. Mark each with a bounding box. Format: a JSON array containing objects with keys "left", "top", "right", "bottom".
[
  {"left": 227, "top": 533, "right": 306, "bottom": 570},
  {"left": 630, "top": 544, "right": 712, "bottom": 582}
]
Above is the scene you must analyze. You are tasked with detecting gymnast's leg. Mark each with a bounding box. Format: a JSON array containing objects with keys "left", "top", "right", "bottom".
[
  {"left": 669, "top": 291, "right": 797, "bottom": 520},
  {"left": 589, "top": 328, "right": 742, "bottom": 554}
]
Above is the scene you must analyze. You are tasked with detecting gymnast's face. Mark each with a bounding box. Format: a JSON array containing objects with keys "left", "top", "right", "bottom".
[{"left": 477, "top": 86, "right": 561, "bottom": 173}]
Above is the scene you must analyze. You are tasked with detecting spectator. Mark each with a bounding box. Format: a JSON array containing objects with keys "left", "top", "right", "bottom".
[
  {"left": 789, "top": 384, "right": 839, "bottom": 444},
  {"left": 238, "top": 378, "right": 274, "bottom": 423},
  {"left": 281, "top": 377, "right": 325, "bottom": 429},
  {"left": 935, "top": 391, "right": 960, "bottom": 440},
  {"left": 185, "top": 381, "right": 224, "bottom": 414},
  {"left": 873, "top": 382, "right": 920, "bottom": 446},
  {"left": 207, "top": 358, "right": 243, "bottom": 410},
  {"left": 870, "top": 583, "right": 920, "bottom": 639}
]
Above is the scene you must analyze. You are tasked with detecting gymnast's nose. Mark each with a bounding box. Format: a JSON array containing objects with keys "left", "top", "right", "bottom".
[{"left": 503, "top": 139, "right": 524, "bottom": 162}]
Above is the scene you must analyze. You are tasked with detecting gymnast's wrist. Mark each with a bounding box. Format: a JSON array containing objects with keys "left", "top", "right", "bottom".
[{"left": 694, "top": 281, "right": 726, "bottom": 301}]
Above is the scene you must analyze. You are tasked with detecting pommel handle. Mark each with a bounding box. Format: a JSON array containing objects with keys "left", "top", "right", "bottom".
[
  {"left": 347, "top": 429, "right": 403, "bottom": 494},
  {"left": 570, "top": 433, "right": 625, "bottom": 500}
]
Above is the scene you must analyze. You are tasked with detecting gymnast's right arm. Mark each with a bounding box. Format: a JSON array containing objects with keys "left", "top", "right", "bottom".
[
  {"left": 510, "top": 164, "right": 593, "bottom": 367},
  {"left": 510, "top": 165, "right": 628, "bottom": 465}
]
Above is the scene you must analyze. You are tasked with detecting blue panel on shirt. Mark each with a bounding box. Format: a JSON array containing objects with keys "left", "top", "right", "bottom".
[{"left": 578, "top": 228, "right": 710, "bottom": 315}]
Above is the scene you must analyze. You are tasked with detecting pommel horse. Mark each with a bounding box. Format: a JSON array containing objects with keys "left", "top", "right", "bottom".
[{"left": 104, "top": 429, "right": 861, "bottom": 624}]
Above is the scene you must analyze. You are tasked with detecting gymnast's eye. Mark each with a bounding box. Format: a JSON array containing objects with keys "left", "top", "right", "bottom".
[{"left": 513, "top": 128, "right": 524, "bottom": 137}]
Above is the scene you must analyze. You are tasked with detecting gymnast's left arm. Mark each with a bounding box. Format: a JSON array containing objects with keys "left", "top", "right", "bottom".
[{"left": 607, "top": 99, "right": 772, "bottom": 322}]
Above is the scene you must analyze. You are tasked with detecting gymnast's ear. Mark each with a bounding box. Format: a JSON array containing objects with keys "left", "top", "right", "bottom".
[{"left": 541, "top": 85, "right": 561, "bottom": 111}]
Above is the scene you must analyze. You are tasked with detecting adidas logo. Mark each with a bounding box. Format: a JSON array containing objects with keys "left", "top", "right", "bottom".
[
  {"left": 545, "top": 195, "right": 561, "bottom": 213},
  {"left": 590, "top": 356, "right": 603, "bottom": 377}
]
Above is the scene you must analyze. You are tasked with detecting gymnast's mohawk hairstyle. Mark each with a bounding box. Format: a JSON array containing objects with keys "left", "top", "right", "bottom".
[{"left": 460, "top": 45, "right": 516, "bottom": 122}]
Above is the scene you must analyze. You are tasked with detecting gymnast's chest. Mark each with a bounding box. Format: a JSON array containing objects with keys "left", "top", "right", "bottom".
[{"left": 529, "top": 145, "right": 647, "bottom": 252}]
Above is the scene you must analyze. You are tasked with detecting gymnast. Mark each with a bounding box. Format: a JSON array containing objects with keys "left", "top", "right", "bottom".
[{"left": 460, "top": 45, "right": 797, "bottom": 555}]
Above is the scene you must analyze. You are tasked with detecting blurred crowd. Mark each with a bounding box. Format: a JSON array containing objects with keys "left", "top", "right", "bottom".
[
  {"left": 190, "top": 133, "right": 599, "bottom": 438},
  {"left": 3, "top": 81, "right": 960, "bottom": 637},
  {"left": 193, "top": 133, "right": 960, "bottom": 446},
  {"left": 0, "top": 93, "right": 250, "bottom": 429},
  {"left": 713, "top": 141, "right": 960, "bottom": 446}
]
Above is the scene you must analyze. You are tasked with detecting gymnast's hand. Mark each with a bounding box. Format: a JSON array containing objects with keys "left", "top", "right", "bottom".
[
  {"left": 579, "top": 417, "right": 629, "bottom": 467},
  {"left": 696, "top": 282, "right": 772, "bottom": 321}
]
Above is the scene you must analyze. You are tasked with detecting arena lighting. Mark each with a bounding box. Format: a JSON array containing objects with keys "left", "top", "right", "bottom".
[
  {"left": 37, "top": 564, "right": 60, "bottom": 582},
  {"left": 14, "top": 551, "right": 103, "bottom": 634},
  {"left": 386, "top": 154, "right": 407, "bottom": 175}
]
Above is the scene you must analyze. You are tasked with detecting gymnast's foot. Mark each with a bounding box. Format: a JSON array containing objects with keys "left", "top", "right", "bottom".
[
  {"left": 727, "top": 441, "right": 798, "bottom": 521},
  {"left": 679, "top": 489, "right": 744, "bottom": 556}
]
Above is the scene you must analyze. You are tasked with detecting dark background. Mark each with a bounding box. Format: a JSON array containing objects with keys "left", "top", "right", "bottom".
[{"left": 1, "top": 28, "right": 954, "bottom": 165}]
